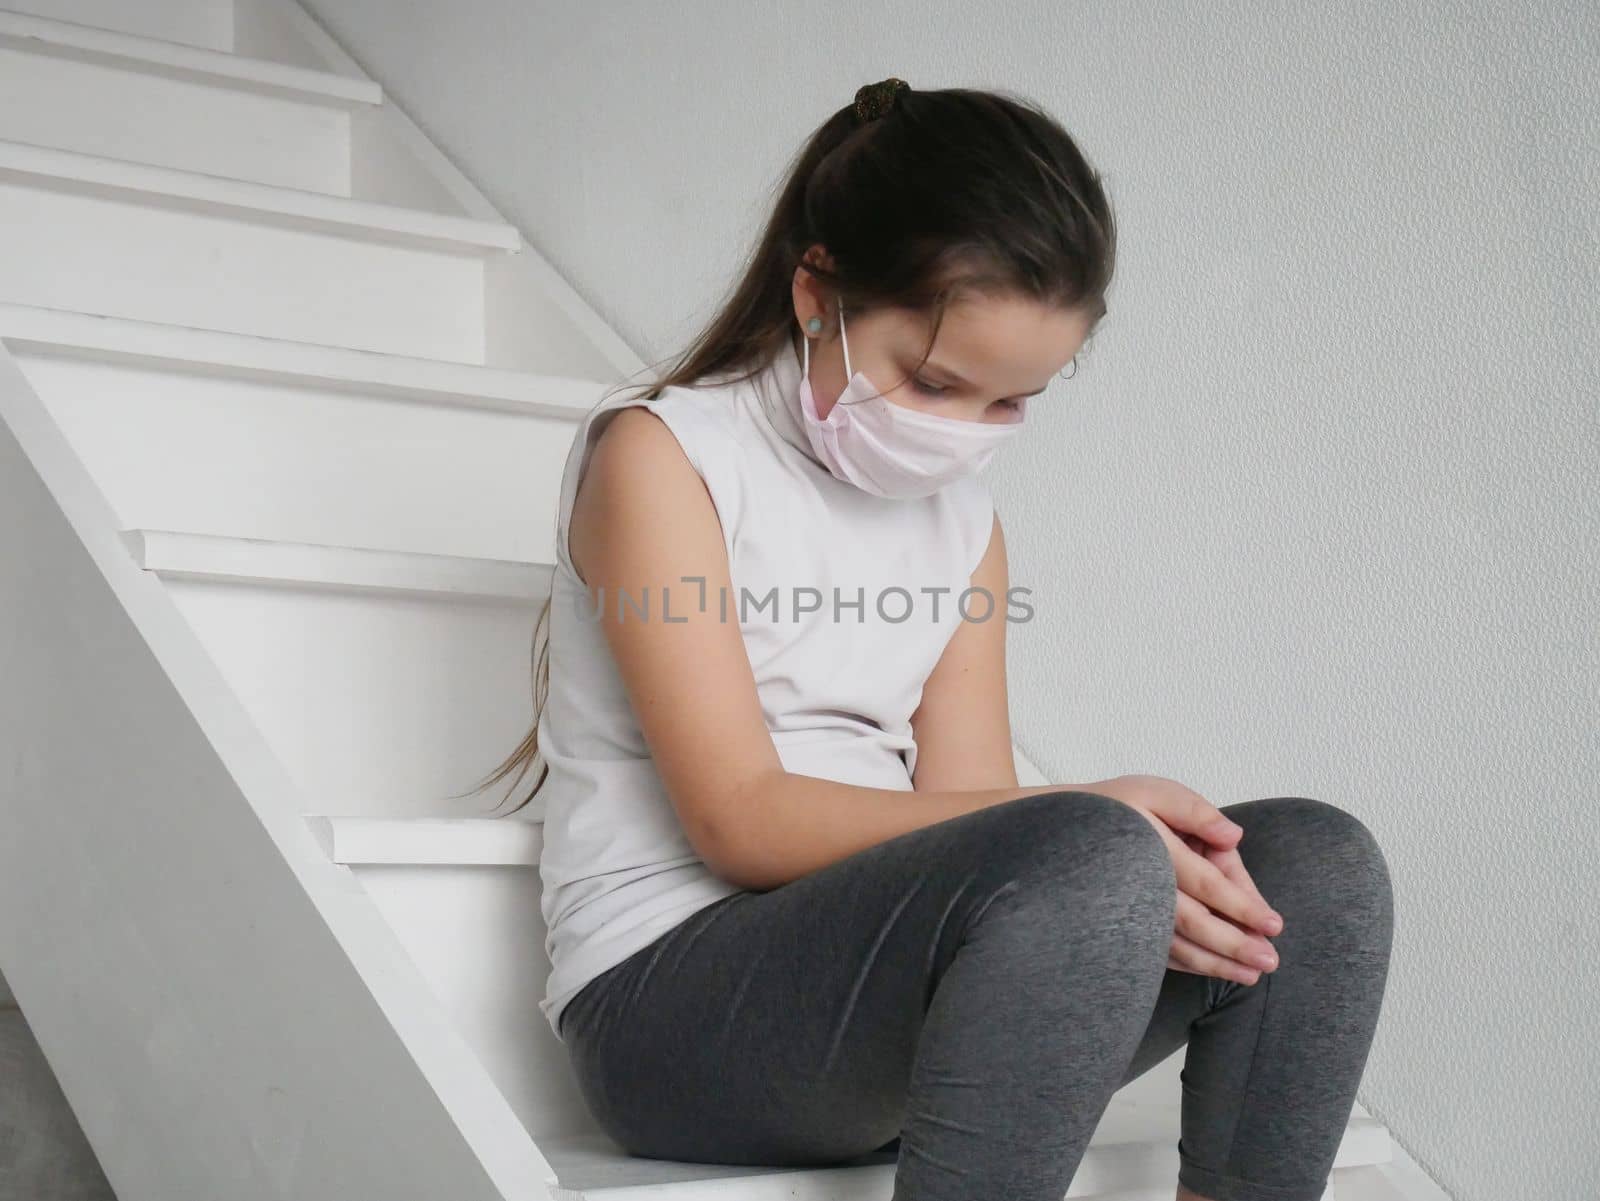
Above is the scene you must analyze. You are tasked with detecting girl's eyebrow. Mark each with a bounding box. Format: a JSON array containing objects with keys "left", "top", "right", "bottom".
[{"left": 921, "top": 358, "right": 1052, "bottom": 398}]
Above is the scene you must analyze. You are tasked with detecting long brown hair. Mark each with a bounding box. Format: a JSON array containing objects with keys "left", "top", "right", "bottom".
[{"left": 459, "top": 80, "right": 1117, "bottom": 817}]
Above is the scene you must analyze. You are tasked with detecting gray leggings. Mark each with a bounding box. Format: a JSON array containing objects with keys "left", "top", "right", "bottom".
[{"left": 558, "top": 791, "right": 1395, "bottom": 1201}]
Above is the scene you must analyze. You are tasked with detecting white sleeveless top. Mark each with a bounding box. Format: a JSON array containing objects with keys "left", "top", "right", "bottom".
[{"left": 531, "top": 338, "right": 996, "bottom": 1039}]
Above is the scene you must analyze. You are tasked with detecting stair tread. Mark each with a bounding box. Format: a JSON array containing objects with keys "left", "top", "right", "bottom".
[
  {"left": 0, "top": 301, "right": 613, "bottom": 415},
  {"left": 121, "top": 527, "right": 555, "bottom": 602},
  {"left": 308, "top": 814, "right": 541, "bottom": 866},
  {"left": 0, "top": 136, "right": 520, "bottom": 250},
  {"left": 0, "top": 8, "right": 383, "bottom": 106},
  {"left": 1327, "top": 1165, "right": 1419, "bottom": 1201},
  {"left": 535, "top": 1115, "right": 1390, "bottom": 1199}
]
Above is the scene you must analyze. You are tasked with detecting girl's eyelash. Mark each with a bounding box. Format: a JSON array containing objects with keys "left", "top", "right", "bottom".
[{"left": 912, "top": 376, "right": 1025, "bottom": 411}]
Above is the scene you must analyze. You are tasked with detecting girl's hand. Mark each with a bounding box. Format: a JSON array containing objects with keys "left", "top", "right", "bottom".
[
  {"left": 1085, "top": 774, "right": 1285, "bottom": 985},
  {"left": 1168, "top": 833, "right": 1282, "bottom": 985}
]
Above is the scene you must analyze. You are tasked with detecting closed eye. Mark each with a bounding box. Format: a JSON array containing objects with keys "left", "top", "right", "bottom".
[{"left": 912, "top": 375, "right": 1031, "bottom": 414}]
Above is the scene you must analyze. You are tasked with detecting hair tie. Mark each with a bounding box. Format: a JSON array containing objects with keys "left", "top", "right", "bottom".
[{"left": 853, "top": 77, "right": 911, "bottom": 125}]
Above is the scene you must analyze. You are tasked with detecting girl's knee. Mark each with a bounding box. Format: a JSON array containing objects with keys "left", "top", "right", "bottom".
[
  {"left": 1237, "top": 796, "right": 1394, "bottom": 937},
  {"left": 1280, "top": 797, "right": 1389, "bottom": 887},
  {"left": 997, "top": 790, "right": 1171, "bottom": 876},
  {"left": 974, "top": 791, "right": 1177, "bottom": 936}
]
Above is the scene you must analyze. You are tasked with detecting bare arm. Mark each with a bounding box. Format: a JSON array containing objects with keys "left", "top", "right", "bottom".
[
  {"left": 907, "top": 510, "right": 1020, "bottom": 792},
  {"left": 705, "top": 770, "right": 1072, "bottom": 891},
  {"left": 568, "top": 407, "right": 1077, "bottom": 893}
]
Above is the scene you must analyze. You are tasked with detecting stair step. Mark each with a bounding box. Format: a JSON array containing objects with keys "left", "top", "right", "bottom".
[
  {"left": 0, "top": 10, "right": 377, "bottom": 194},
  {"left": 121, "top": 528, "right": 552, "bottom": 603},
  {"left": 529, "top": 1117, "right": 1390, "bottom": 1199},
  {"left": 115, "top": 528, "right": 553, "bottom": 819},
  {"left": 1327, "top": 1164, "right": 1416, "bottom": 1201},
  {"left": 0, "top": 138, "right": 521, "bottom": 360},
  {"left": 0, "top": 137, "right": 518, "bottom": 250},
  {"left": 0, "top": 301, "right": 608, "bottom": 415},
  {"left": 0, "top": 10, "right": 380, "bottom": 105},
  {"left": 308, "top": 815, "right": 540, "bottom": 866},
  {"left": 4, "top": 304, "right": 598, "bottom": 566},
  {"left": 303, "top": 744, "right": 1041, "bottom": 856},
  {"left": 1, "top": 0, "right": 232, "bottom": 52}
]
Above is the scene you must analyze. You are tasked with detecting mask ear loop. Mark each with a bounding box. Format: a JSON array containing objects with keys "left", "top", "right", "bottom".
[
  {"left": 838, "top": 299, "right": 854, "bottom": 380},
  {"left": 835, "top": 299, "right": 875, "bottom": 407}
]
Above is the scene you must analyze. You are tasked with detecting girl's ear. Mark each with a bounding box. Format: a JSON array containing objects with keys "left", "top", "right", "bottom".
[{"left": 792, "top": 246, "right": 834, "bottom": 335}]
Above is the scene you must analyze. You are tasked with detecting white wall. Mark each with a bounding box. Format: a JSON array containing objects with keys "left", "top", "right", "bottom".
[{"left": 294, "top": 2, "right": 1600, "bottom": 1197}]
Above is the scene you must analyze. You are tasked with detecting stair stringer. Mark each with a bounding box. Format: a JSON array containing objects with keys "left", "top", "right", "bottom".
[{"left": 0, "top": 348, "right": 561, "bottom": 1198}]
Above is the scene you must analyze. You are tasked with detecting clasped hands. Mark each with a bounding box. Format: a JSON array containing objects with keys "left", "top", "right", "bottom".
[{"left": 1088, "top": 774, "right": 1284, "bottom": 986}]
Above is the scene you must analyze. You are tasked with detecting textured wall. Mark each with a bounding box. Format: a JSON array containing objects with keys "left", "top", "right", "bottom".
[{"left": 296, "top": 2, "right": 1600, "bottom": 1196}]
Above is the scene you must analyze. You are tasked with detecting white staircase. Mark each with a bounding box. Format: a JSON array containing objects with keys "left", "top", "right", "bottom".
[{"left": 0, "top": 3, "right": 1410, "bottom": 1198}]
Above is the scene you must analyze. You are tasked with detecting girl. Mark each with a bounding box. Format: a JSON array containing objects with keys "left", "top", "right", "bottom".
[{"left": 475, "top": 78, "right": 1394, "bottom": 1201}]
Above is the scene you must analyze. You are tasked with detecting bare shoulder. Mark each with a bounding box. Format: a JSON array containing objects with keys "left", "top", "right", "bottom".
[
  {"left": 589, "top": 402, "right": 678, "bottom": 465},
  {"left": 570, "top": 401, "right": 717, "bottom": 584}
]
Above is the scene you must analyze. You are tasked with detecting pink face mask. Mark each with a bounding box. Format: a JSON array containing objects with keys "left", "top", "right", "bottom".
[{"left": 797, "top": 301, "right": 1027, "bottom": 499}]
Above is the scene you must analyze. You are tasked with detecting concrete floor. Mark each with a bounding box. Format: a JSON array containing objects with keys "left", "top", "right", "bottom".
[{"left": 0, "top": 968, "right": 116, "bottom": 1201}]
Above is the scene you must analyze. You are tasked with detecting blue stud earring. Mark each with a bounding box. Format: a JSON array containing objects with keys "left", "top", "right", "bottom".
[{"left": 805, "top": 316, "right": 823, "bottom": 334}]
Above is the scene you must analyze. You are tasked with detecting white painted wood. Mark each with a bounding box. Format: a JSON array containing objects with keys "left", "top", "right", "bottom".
[
  {"left": 254, "top": 0, "right": 509, "bottom": 222},
  {"left": 0, "top": 301, "right": 622, "bottom": 406},
  {"left": 342, "top": 96, "right": 497, "bottom": 217},
  {"left": 0, "top": 345, "right": 558, "bottom": 1199},
  {"left": 481, "top": 237, "right": 657, "bottom": 380},
  {"left": 0, "top": 8, "right": 379, "bottom": 102},
  {"left": 526, "top": 1111, "right": 1385, "bottom": 1199},
  {"left": 122, "top": 539, "right": 550, "bottom": 822},
  {"left": 1, "top": 0, "right": 233, "bottom": 52},
  {"left": 329, "top": 852, "right": 592, "bottom": 1144},
  {"left": 0, "top": 146, "right": 501, "bottom": 361},
  {"left": 0, "top": 12, "right": 378, "bottom": 194},
  {"left": 125, "top": 529, "right": 555, "bottom": 603},
  {"left": 1330, "top": 1165, "right": 1415, "bottom": 1201},
  {"left": 0, "top": 0, "right": 628, "bottom": 383},
  {"left": 5, "top": 342, "right": 585, "bottom": 563},
  {"left": 532, "top": 1133, "right": 899, "bottom": 1201},
  {"left": 232, "top": 0, "right": 375, "bottom": 79},
  {"left": 0, "top": 138, "right": 519, "bottom": 249},
  {"left": 262, "top": 0, "right": 646, "bottom": 381},
  {"left": 8, "top": 324, "right": 579, "bottom": 824},
  {"left": 306, "top": 816, "right": 540, "bottom": 867},
  {"left": 2, "top": 311, "right": 604, "bottom": 826},
  {"left": 1347, "top": 1151, "right": 1456, "bottom": 1201},
  {"left": 0, "top": 43, "right": 351, "bottom": 192}
]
